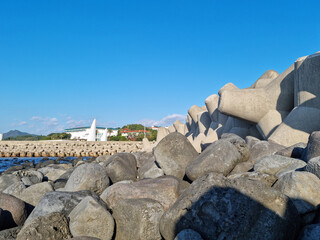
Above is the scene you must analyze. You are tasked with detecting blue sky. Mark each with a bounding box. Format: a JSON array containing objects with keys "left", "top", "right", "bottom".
[{"left": 0, "top": 0, "right": 319, "bottom": 134}]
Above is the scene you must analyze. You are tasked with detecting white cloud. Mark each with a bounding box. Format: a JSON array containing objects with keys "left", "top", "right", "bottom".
[
  {"left": 139, "top": 114, "right": 187, "bottom": 127},
  {"left": 18, "top": 121, "right": 27, "bottom": 126},
  {"left": 31, "top": 116, "right": 43, "bottom": 121}
]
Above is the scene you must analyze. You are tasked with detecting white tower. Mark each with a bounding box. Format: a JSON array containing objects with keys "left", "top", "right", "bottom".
[
  {"left": 101, "top": 128, "right": 108, "bottom": 141},
  {"left": 0, "top": 134, "right": 2, "bottom": 141},
  {"left": 87, "top": 119, "right": 96, "bottom": 141}
]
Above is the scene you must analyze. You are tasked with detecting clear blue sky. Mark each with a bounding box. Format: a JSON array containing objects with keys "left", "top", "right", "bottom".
[{"left": 0, "top": 0, "right": 319, "bottom": 134}]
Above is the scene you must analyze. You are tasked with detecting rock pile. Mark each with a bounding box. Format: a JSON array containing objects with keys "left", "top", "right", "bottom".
[
  {"left": 0, "top": 129, "right": 320, "bottom": 239},
  {"left": 158, "top": 52, "right": 320, "bottom": 151},
  {"left": 0, "top": 141, "right": 143, "bottom": 157},
  {"left": 1, "top": 51, "right": 320, "bottom": 239}
]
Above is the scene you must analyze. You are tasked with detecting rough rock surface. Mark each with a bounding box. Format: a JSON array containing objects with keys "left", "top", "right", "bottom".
[
  {"left": 113, "top": 198, "right": 164, "bottom": 240},
  {"left": 186, "top": 140, "right": 242, "bottom": 181},
  {"left": 299, "top": 224, "right": 320, "bottom": 240},
  {"left": 160, "top": 173, "right": 299, "bottom": 240},
  {"left": 174, "top": 229, "right": 204, "bottom": 240},
  {"left": 0, "top": 226, "right": 22, "bottom": 240},
  {"left": 249, "top": 141, "right": 285, "bottom": 163},
  {"left": 305, "top": 157, "right": 320, "bottom": 179},
  {"left": 24, "top": 190, "right": 95, "bottom": 225},
  {"left": 254, "top": 155, "right": 306, "bottom": 177},
  {"left": 100, "top": 177, "right": 179, "bottom": 210},
  {"left": 153, "top": 132, "right": 198, "bottom": 179},
  {"left": 69, "top": 196, "right": 114, "bottom": 240},
  {"left": 64, "top": 163, "right": 110, "bottom": 194},
  {"left": 19, "top": 182, "right": 54, "bottom": 206},
  {"left": 103, "top": 153, "right": 137, "bottom": 183},
  {"left": 16, "top": 212, "right": 72, "bottom": 240},
  {"left": 228, "top": 172, "right": 278, "bottom": 187},
  {"left": 303, "top": 131, "right": 320, "bottom": 162},
  {"left": 0, "top": 174, "right": 21, "bottom": 192},
  {"left": 273, "top": 171, "right": 320, "bottom": 217}
]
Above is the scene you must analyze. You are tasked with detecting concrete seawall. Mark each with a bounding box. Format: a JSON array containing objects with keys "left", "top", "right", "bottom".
[{"left": 0, "top": 141, "right": 143, "bottom": 157}]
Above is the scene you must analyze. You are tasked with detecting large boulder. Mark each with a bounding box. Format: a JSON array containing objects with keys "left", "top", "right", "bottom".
[
  {"left": 303, "top": 131, "right": 320, "bottom": 162},
  {"left": 249, "top": 140, "right": 285, "bottom": 163},
  {"left": 186, "top": 140, "right": 242, "bottom": 181},
  {"left": 305, "top": 157, "right": 320, "bottom": 179},
  {"left": 24, "top": 190, "right": 95, "bottom": 225},
  {"left": 153, "top": 132, "right": 198, "bottom": 179},
  {"left": 253, "top": 155, "right": 306, "bottom": 177},
  {"left": 138, "top": 160, "right": 164, "bottom": 179},
  {"left": 273, "top": 171, "right": 320, "bottom": 221},
  {"left": 64, "top": 163, "right": 110, "bottom": 194},
  {"left": 221, "top": 133, "right": 250, "bottom": 162},
  {"left": 112, "top": 198, "right": 164, "bottom": 240},
  {"left": 0, "top": 174, "right": 21, "bottom": 192},
  {"left": 69, "top": 196, "right": 114, "bottom": 240},
  {"left": 160, "top": 173, "right": 299, "bottom": 240},
  {"left": 228, "top": 172, "right": 278, "bottom": 187},
  {"left": 38, "top": 164, "right": 72, "bottom": 181},
  {"left": 19, "top": 182, "right": 54, "bottom": 206},
  {"left": 16, "top": 212, "right": 72, "bottom": 240},
  {"left": 274, "top": 142, "right": 306, "bottom": 159},
  {"left": 0, "top": 193, "right": 28, "bottom": 229},
  {"left": 100, "top": 176, "right": 179, "bottom": 210},
  {"left": 103, "top": 153, "right": 137, "bottom": 183},
  {"left": 3, "top": 181, "right": 26, "bottom": 199}
]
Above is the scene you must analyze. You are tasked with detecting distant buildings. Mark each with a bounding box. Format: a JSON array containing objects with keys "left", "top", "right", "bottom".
[
  {"left": 65, "top": 119, "right": 119, "bottom": 141},
  {"left": 120, "top": 128, "right": 150, "bottom": 138}
]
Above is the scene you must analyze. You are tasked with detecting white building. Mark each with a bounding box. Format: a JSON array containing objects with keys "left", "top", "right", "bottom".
[
  {"left": 65, "top": 127, "right": 119, "bottom": 141},
  {"left": 0, "top": 134, "right": 2, "bottom": 141}
]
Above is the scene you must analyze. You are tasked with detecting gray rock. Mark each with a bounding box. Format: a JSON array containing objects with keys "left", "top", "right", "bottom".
[
  {"left": 67, "top": 237, "right": 101, "bottom": 240},
  {"left": 273, "top": 171, "right": 320, "bottom": 218},
  {"left": 3, "top": 181, "right": 26, "bottom": 198},
  {"left": 228, "top": 161, "right": 254, "bottom": 175},
  {"left": 221, "top": 133, "right": 250, "bottom": 162},
  {"left": 305, "top": 157, "right": 320, "bottom": 179},
  {"left": 113, "top": 198, "right": 164, "bottom": 240},
  {"left": 16, "top": 212, "right": 72, "bottom": 240},
  {"left": 228, "top": 172, "right": 278, "bottom": 187},
  {"left": 174, "top": 229, "right": 203, "bottom": 240},
  {"left": 254, "top": 155, "right": 306, "bottom": 177},
  {"left": 186, "top": 140, "right": 242, "bottom": 181},
  {"left": 95, "top": 155, "right": 111, "bottom": 163},
  {"left": 0, "top": 174, "right": 21, "bottom": 192},
  {"left": 64, "top": 163, "right": 110, "bottom": 194},
  {"left": 0, "top": 193, "right": 27, "bottom": 229},
  {"left": 160, "top": 173, "right": 299, "bottom": 240},
  {"left": 249, "top": 140, "right": 285, "bottom": 163},
  {"left": 153, "top": 132, "right": 198, "bottom": 179},
  {"left": 274, "top": 142, "right": 306, "bottom": 158},
  {"left": 245, "top": 136, "right": 260, "bottom": 150},
  {"left": 0, "top": 226, "right": 22, "bottom": 240},
  {"left": 103, "top": 153, "right": 137, "bottom": 183},
  {"left": 138, "top": 160, "right": 164, "bottom": 179},
  {"left": 38, "top": 164, "right": 71, "bottom": 181},
  {"left": 69, "top": 196, "right": 114, "bottom": 240},
  {"left": 12, "top": 170, "right": 43, "bottom": 185},
  {"left": 299, "top": 224, "right": 320, "bottom": 240},
  {"left": 100, "top": 176, "right": 179, "bottom": 211},
  {"left": 303, "top": 131, "right": 320, "bottom": 162},
  {"left": 24, "top": 190, "right": 95, "bottom": 225},
  {"left": 133, "top": 151, "right": 154, "bottom": 168},
  {"left": 19, "top": 182, "right": 54, "bottom": 206}
]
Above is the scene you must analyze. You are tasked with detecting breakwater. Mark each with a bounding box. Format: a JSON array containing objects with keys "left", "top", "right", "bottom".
[{"left": 0, "top": 141, "right": 143, "bottom": 157}]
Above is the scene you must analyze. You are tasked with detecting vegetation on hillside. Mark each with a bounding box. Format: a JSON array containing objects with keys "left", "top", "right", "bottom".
[{"left": 4, "top": 133, "right": 71, "bottom": 141}]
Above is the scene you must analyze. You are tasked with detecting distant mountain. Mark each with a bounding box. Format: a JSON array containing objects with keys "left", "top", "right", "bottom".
[{"left": 3, "top": 130, "right": 37, "bottom": 139}]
